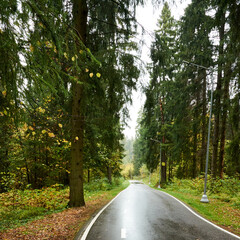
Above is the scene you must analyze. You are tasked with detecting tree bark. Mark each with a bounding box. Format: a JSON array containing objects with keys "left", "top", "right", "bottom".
[
  {"left": 69, "top": 0, "right": 88, "bottom": 207},
  {"left": 159, "top": 97, "right": 166, "bottom": 183},
  {"left": 87, "top": 168, "right": 90, "bottom": 183},
  {"left": 107, "top": 166, "right": 112, "bottom": 184},
  {"left": 200, "top": 70, "right": 207, "bottom": 173},
  {"left": 211, "top": 14, "right": 225, "bottom": 178},
  {"left": 219, "top": 62, "right": 231, "bottom": 178},
  {"left": 192, "top": 80, "right": 200, "bottom": 178},
  {"left": 192, "top": 128, "right": 197, "bottom": 178},
  {"left": 192, "top": 71, "right": 200, "bottom": 178}
]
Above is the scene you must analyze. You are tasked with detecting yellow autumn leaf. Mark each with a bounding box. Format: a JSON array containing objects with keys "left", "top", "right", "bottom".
[
  {"left": 96, "top": 73, "right": 101, "bottom": 78},
  {"left": 30, "top": 45, "right": 34, "bottom": 52},
  {"left": 85, "top": 68, "right": 89, "bottom": 72},
  {"left": 72, "top": 56, "right": 75, "bottom": 61},
  {"left": 64, "top": 52, "right": 68, "bottom": 59},
  {"left": 48, "top": 132, "right": 55, "bottom": 138},
  {"left": 0, "top": 112, "right": 4, "bottom": 116},
  {"left": 79, "top": 50, "right": 83, "bottom": 54},
  {"left": 32, "top": 131, "right": 36, "bottom": 136},
  {"left": 29, "top": 126, "right": 34, "bottom": 131},
  {"left": 42, "top": 130, "right": 47, "bottom": 134},
  {"left": 75, "top": 136, "right": 79, "bottom": 140},
  {"left": 89, "top": 73, "right": 94, "bottom": 78},
  {"left": 2, "top": 90, "right": 6, "bottom": 97},
  {"left": 58, "top": 123, "right": 63, "bottom": 128},
  {"left": 23, "top": 123, "right": 28, "bottom": 131},
  {"left": 38, "top": 107, "right": 45, "bottom": 113},
  {"left": 3, "top": 110, "right": 7, "bottom": 115}
]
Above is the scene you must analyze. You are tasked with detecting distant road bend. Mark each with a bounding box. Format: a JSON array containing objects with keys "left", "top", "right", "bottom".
[{"left": 79, "top": 180, "right": 240, "bottom": 240}]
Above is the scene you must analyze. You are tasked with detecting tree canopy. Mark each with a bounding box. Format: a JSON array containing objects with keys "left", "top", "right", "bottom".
[{"left": 134, "top": 0, "right": 240, "bottom": 182}]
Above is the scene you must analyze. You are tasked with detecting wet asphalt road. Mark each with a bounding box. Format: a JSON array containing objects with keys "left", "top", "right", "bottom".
[{"left": 83, "top": 181, "right": 239, "bottom": 240}]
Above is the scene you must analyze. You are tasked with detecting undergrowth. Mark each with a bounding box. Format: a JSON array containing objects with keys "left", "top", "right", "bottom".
[
  {"left": 0, "top": 177, "right": 126, "bottom": 231},
  {"left": 142, "top": 172, "right": 240, "bottom": 210},
  {"left": 164, "top": 176, "right": 240, "bottom": 210}
]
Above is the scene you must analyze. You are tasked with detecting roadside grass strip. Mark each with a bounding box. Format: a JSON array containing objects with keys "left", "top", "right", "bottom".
[{"left": 157, "top": 188, "right": 240, "bottom": 239}]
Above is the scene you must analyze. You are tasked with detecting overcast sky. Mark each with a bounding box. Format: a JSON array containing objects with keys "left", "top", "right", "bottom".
[{"left": 123, "top": 0, "right": 191, "bottom": 139}]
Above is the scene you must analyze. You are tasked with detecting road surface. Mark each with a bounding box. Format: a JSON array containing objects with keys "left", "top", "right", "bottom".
[{"left": 80, "top": 181, "right": 239, "bottom": 240}]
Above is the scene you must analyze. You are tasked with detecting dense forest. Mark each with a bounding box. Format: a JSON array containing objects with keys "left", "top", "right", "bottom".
[
  {"left": 0, "top": 0, "right": 144, "bottom": 208},
  {"left": 133, "top": 1, "right": 240, "bottom": 184},
  {"left": 0, "top": 0, "right": 239, "bottom": 212}
]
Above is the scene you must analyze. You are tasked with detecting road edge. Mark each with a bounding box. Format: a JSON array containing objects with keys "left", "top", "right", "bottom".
[
  {"left": 74, "top": 186, "right": 128, "bottom": 240},
  {"left": 156, "top": 189, "right": 240, "bottom": 239}
]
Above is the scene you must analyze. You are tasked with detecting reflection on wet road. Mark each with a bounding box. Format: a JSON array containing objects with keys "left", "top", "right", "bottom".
[{"left": 83, "top": 181, "right": 239, "bottom": 240}]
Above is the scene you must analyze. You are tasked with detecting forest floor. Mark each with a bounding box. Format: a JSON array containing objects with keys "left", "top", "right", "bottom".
[{"left": 0, "top": 180, "right": 129, "bottom": 240}]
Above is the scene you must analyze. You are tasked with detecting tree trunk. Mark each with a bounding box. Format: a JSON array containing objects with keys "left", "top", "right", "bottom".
[
  {"left": 168, "top": 154, "right": 172, "bottom": 181},
  {"left": 107, "top": 166, "right": 112, "bottom": 184},
  {"left": 192, "top": 95, "right": 199, "bottom": 178},
  {"left": 69, "top": 0, "right": 88, "bottom": 208},
  {"left": 87, "top": 168, "right": 90, "bottom": 183},
  {"left": 211, "top": 14, "right": 225, "bottom": 178},
  {"left": 200, "top": 70, "right": 207, "bottom": 173},
  {"left": 192, "top": 72, "right": 200, "bottom": 178},
  {"left": 219, "top": 63, "right": 231, "bottom": 178},
  {"left": 192, "top": 129, "right": 197, "bottom": 178},
  {"left": 34, "top": 154, "right": 37, "bottom": 189},
  {"left": 159, "top": 97, "right": 166, "bottom": 183}
]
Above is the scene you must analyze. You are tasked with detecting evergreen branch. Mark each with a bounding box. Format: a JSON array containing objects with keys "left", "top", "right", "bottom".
[{"left": 26, "top": 0, "right": 62, "bottom": 57}]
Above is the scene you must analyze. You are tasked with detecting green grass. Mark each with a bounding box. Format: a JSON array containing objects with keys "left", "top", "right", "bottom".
[{"left": 0, "top": 207, "right": 59, "bottom": 231}]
